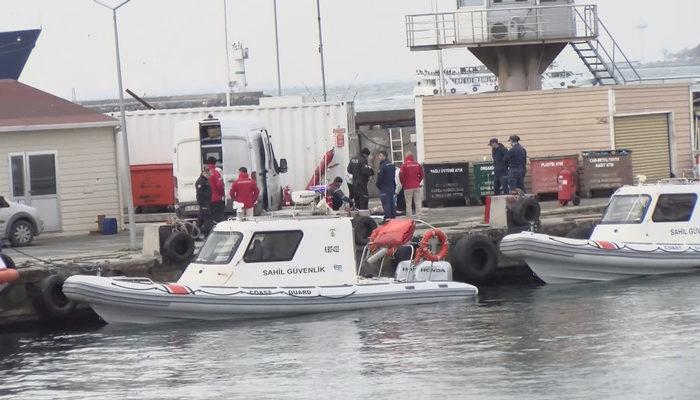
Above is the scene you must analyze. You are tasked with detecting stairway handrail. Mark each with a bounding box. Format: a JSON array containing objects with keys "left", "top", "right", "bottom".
[{"left": 596, "top": 18, "right": 642, "bottom": 82}]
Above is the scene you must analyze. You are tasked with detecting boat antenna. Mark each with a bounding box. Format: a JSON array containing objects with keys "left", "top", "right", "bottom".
[
  {"left": 342, "top": 73, "right": 360, "bottom": 101},
  {"left": 301, "top": 81, "right": 318, "bottom": 102}
]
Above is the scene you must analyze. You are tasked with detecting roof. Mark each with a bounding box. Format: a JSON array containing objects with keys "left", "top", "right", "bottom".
[{"left": 0, "top": 80, "right": 117, "bottom": 132}]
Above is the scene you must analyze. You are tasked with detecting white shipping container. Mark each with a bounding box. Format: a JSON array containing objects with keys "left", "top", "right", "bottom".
[{"left": 117, "top": 100, "right": 355, "bottom": 192}]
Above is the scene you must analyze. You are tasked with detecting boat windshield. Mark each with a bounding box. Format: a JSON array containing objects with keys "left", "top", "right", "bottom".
[
  {"left": 196, "top": 231, "right": 243, "bottom": 264},
  {"left": 601, "top": 195, "right": 652, "bottom": 224}
]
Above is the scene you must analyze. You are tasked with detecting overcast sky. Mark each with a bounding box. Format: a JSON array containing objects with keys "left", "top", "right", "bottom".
[{"left": 3, "top": 0, "right": 699, "bottom": 100}]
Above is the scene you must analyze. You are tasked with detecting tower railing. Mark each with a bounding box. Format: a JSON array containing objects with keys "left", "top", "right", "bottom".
[{"left": 406, "top": 4, "right": 598, "bottom": 50}]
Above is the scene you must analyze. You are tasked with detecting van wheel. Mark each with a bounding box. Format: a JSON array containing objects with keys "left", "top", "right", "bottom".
[
  {"left": 451, "top": 235, "right": 498, "bottom": 282},
  {"left": 9, "top": 220, "right": 34, "bottom": 247}
]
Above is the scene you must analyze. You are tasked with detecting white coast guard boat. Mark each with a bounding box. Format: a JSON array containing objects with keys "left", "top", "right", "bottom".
[
  {"left": 500, "top": 181, "right": 700, "bottom": 284},
  {"left": 64, "top": 211, "right": 476, "bottom": 324}
]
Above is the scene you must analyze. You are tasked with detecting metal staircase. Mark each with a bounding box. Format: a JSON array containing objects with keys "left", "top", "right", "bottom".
[{"left": 570, "top": 16, "right": 642, "bottom": 86}]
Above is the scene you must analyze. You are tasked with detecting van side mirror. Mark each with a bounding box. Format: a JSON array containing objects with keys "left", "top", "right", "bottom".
[
  {"left": 0, "top": 196, "right": 8, "bottom": 208},
  {"left": 278, "top": 158, "right": 288, "bottom": 174}
]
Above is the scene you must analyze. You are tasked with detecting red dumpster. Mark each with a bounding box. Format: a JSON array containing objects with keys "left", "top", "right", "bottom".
[
  {"left": 530, "top": 155, "right": 578, "bottom": 198},
  {"left": 130, "top": 164, "right": 175, "bottom": 209}
]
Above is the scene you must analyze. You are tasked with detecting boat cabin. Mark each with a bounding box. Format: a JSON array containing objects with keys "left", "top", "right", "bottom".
[
  {"left": 178, "top": 216, "right": 358, "bottom": 288},
  {"left": 593, "top": 182, "right": 700, "bottom": 244}
]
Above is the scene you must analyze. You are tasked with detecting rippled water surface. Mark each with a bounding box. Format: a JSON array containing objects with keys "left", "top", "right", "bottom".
[{"left": 2, "top": 274, "right": 700, "bottom": 400}]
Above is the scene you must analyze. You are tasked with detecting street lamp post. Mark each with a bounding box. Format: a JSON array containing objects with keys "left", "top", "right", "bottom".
[
  {"left": 315, "top": 0, "right": 327, "bottom": 101},
  {"left": 94, "top": 0, "right": 137, "bottom": 250},
  {"left": 273, "top": 0, "right": 282, "bottom": 96}
]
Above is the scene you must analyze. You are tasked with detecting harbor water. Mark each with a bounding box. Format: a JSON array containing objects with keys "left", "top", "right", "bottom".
[{"left": 2, "top": 272, "right": 700, "bottom": 399}]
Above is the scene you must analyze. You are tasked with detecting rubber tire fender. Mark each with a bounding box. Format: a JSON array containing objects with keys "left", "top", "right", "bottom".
[
  {"left": 0, "top": 254, "right": 16, "bottom": 297},
  {"left": 163, "top": 231, "right": 195, "bottom": 263},
  {"left": 511, "top": 197, "right": 541, "bottom": 226},
  {"left": 33, "top": 274, "right": 77, "bottom": 320},
  {"left": 566, "top": 225, "right": 595, "bottom": 240},
  {"left": 451, "top": 234, "right": 499, "bottom": 282},
  {"left": 353, "top": 216, "right": 378, "bottom": 246}
]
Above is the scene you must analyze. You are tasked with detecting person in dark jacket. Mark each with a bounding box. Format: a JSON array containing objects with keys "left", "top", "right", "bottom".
[
  {"left": 376, "top": 151, "right": 397, "bottom": 220},
  {"left": 503, "top": 135, "right": 527, "bottom": 193},
  {"left": 489, "top": 138, "right": 509, "bottom": 195},
  {"left": 195, "top": 167, "right": 213, "bottom": 236},
  {"left": 347, "top": 148, "right": 373, "bottom": 210},
  {"left": 327, "top": 177, "right": 352, "bottom": 211}
]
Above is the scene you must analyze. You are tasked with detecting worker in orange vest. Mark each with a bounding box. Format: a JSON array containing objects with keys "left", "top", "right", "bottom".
[{"left": 229, "top": 167, "right": 260, "bottom": 217}]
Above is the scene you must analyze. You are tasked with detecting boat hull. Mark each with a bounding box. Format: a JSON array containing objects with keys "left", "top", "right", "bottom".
[
  {"left": 500, "top": 232, "right": 700, "bottom": 284},
  {"left": 63, "top": 275, "right": 478, "bottom": 324}
]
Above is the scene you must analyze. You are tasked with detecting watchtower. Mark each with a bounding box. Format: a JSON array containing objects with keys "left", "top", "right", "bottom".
[{"left": 406, "top": 0, "right": 641, "bottom": 91}]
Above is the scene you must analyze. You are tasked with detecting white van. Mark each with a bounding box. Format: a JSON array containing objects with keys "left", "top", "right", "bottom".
[{"left": 173, "top": 115, "right": 287, "bottom": 216}]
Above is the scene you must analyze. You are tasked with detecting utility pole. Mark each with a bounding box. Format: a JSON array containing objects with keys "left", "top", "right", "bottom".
[
  {"left": 94, "top": 0, "right": 137, "bottom": 250},
  {"left": 315, "top": 0, "right": 327, "bottom": 101},
  {"left": 223, "top": 0, "right": 232, "bottom": 106},
  {"left": 273, "top": 0, "right": 282, "bottom": 96}
]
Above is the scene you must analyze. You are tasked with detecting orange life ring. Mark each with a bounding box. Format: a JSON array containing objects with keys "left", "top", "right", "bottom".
[
  {"left": 0, "top": 268, "right": 19, "bottom": 285},
  {"left": 415, "top": 229, "right": 449, "bottom": 262}
]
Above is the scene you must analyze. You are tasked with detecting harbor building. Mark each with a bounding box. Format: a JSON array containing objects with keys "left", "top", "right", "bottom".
[{"left": 0, "top": 80, "right": 122, "bottom": 235}]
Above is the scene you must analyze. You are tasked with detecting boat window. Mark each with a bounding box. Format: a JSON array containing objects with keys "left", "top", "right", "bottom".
[
  {"left": 651, "top": 194, "right": 697, "bottom": 223},
  {"left": 196, "top": 231, "right": 243, "bottom": 264},
  {"left": 600, "top": 195, "right": 652, "bottom": 224},
  {"left": 243, "top": 231, "right": 303, "bottom": 263}
]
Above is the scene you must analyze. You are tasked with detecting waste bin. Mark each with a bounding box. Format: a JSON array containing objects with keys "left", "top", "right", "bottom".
[
  {"left": 424, "top": 163, "right": 470, "bottom": 208},
  {"left": 580, "top": 150, "right": 633, "bottom": 198},
  {"left": 471, "top": 162, "right": 495, "bottom": 205},
  {"left": 102, "top": 218, "right": 118, "bottom": 235},
  {"left": 530, "top": 155, "right": 579, "bottom": 198}
]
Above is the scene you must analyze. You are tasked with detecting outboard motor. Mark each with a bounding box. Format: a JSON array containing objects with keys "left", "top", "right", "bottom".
[{"left": 395, "top": 260, "right": 453, "bottom": 282}]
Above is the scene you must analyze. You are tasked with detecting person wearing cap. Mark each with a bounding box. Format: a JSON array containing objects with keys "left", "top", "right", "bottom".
[
  {"left": 346, "top": 148, "right": 374, "bottom": 210},
  {"left": 503, "top": 135, "right": 528, "bottom": 193},
  {"left": 489, "top": 138, "right": 508, "bottom": 196},
  {"left": 205, "top": 156, "right": 226, "bottom": 222},
  {"left": 195, "top": 167, "right": 213, "bottom": 236}
]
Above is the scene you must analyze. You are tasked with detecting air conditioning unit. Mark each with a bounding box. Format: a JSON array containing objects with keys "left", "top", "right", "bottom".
[{"left": 489, "top": 17, "right": 527, "bottom": 41}]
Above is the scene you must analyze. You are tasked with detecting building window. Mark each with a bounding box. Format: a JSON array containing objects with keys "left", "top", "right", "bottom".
[
  {"left": 651, "top": 194, "right": 697, "bottom": 223},
  {"left": 243, "top": 231, "right": 303, "bottom": 263}
]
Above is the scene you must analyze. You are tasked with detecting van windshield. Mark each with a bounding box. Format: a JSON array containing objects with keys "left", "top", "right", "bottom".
[
  {"left": 601, "top": 195, "right": 652, "bottom": 224},
  {"left": 196, "top": 231, "right": 243, "bottom": 264}
]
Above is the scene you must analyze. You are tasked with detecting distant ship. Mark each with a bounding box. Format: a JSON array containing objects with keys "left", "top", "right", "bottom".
[
  {"left": 414, "top": 63, "right": 590, "bottom": 96},
  {"left": 0, "top": 29, "right": 41, "bottom": 80}
]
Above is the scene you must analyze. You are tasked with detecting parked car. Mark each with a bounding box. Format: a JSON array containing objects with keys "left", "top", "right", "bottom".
[{"left": 0, "top": 195, "right": 45, "bottom": 247}]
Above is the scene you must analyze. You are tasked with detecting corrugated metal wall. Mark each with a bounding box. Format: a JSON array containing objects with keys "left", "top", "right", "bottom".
[
  {"left": 419, "top": 83, "right": 694, "bottom": 180},
  {"left": 420, "top": 87, "right": 611, "bottom": 163},
  {"left": 120, "top": 101, "right": 354, "bottom": 191}
]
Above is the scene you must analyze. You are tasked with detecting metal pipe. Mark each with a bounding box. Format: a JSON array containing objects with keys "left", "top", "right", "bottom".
[
  {"left": 315, "top": 0, "right": 327, "bottom": 101},
  {"left": 273, "top": 0, "right": 282, "bottom": 96},
  {"left": 94, "top": 0, "right": 137, "bottom": 250},
  {"left": 223, "top": 0, "right": 231, "bottom": 106},
  {"left": 125, "top": 89, "right": 155, "bottom": 110}
]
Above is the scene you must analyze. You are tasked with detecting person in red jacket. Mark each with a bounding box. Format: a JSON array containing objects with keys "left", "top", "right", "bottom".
[
  {"left": 399, "top": 152, "right": 424, "bottom": 218},
  {"left": 229, "top": 167, "right": 260, "bottom": 217},
  {"left": 206, "top": 157, "right": 226, "bottom": 222}
]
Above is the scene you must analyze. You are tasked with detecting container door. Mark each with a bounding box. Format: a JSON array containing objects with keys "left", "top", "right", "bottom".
[
  {"left": 614, "top": 114, "right": 671, "bottom": 183},
  {"left": 9, "top": 152, "right": 61, "bottom": 231},
  {"left": 174, "top": 139, "right": 201, "bottom": 207},
  {"left": 261, "top": 130, "right": 281, "bottom": 210}
]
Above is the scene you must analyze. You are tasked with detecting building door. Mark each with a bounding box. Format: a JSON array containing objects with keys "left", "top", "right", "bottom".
[
  {"left": 9, "top": 152, "right": 61, "bottom": 232},
  {"left": 614, "top": 114, "right": 671, "bottom": 184}
]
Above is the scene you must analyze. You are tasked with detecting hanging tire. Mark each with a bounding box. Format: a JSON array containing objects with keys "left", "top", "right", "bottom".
[
  {"left": 9, "top": 219, "right": 34, "bottom": 247},
  {"left": 511, "top": 197, "right": 541, "bottom": 226},
  {"left": 162, "top": 231, "right": 195, "bottom": 263},
  {"left": 450, "top": 88, "right": 457, "bottom": 94},
  {"left": 451, "top": 234, "right": 498, "bottom": 282},
  {"left": 0, "top": 254, "right": 16, "bottom": 297},
  {"left": 566, "top": 225, "right": 595, "bottom": 240},
  {"left": 32, "top": 274, "right": 77, "bottom": 320},
  {"left": 353, "top": 216, "right": 377, "bottom": 246},
  {"left": 572, "top": 196, "right": 581, "bottom": 206}
]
